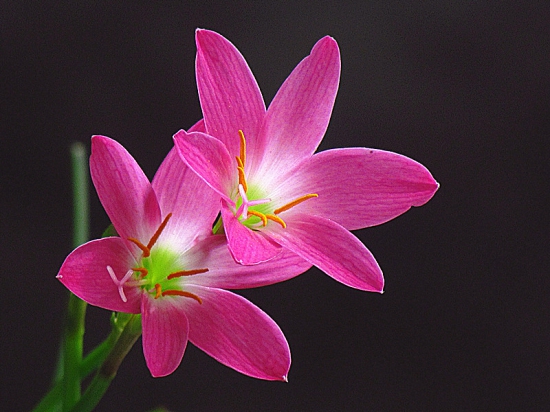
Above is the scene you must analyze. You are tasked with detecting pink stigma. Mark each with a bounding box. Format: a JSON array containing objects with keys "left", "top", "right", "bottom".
[
  {"left": 107, "top": 266, "right": 134, "bottom": 303},
  {"left": 235, "top": 184, "right": 270, "bottom": 219}
]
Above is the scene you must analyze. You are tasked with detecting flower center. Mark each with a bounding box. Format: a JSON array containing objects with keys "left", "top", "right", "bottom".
[
  {"left": 108, "top": 213, "right": 206, "bottom": 304},
  {"left": 232, "top": 130, "right": 318, "bottom": 229}
]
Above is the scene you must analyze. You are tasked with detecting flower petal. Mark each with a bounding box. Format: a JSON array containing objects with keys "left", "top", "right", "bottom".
[
  {"left": 184, "top": 285, "right": 290, "bottom": 381},
  {"left": 152, "top": 147, "right": 219, "bottom": 249},
  {"left": 196, "top": 29, "right": 266, "bottom": 158},
  {"left": 141, "top": 294, "right": 189, "bottom": 377},
  {"left": 221, "top": 199, "right": 282, "bottom": 265},
  {"left": 56, "top": 237, "right": 141, "bottom": 313},
  {"left": 275, "top": 148, "right": 439, "bottom": 230},
  {"left": 188, "top": 118, "right": 206, "bottom": 133},
  {"left": 253, "top": 36, "right": 340, "bottom": 180},
  {"left": 181, "top": 234, "right": 311, "bottom": 289},
  {"left": 90, "top": 135, "right": 161, "bottom": 243},
  {"left": 268, "top": 213, "right": 384, "bottom": 292},
  {"left": 173, "top": 129, "right": 234, "bottom": 202}
]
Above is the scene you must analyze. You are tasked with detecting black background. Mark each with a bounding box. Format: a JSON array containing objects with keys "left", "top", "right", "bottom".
[{"left": 2, "top": 1, "right": 549, "bottom": 411}]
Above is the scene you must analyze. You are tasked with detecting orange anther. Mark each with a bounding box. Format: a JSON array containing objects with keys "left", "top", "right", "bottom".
[
  {"left": 235, "top": 155, "right": 244, "bottom": 169},
  {"left": 266, "top": 214, "right": 286, "bottom": 228},
  {"left": 167, "top": 268, "right": 209, "bottom": 279},
  {"left": 238, "top": 130, "right": 246, "bottom": 167},
  {"left": 247, "top": 210, "right": 268, "bottom": 226},
  {"left": 132, "top": 267, "right": 148, "bottom": 278},
  {"left": 274, "top": 194, "right": 318, "bottom": 215},
  {"left": 147, "top": 213, "right": 173, "bottom": 251},
  {"left": 154, "top": 283, "right": 162, "bottom": 299},
  {"left": 162, "top": 289, "right": 203, "bottom": 304},
  {"left": 237, "top": 166, "right": 248, "bottom": 193},
  {"left": 127, "top": 238, "right": 150, "bottom": 257}
]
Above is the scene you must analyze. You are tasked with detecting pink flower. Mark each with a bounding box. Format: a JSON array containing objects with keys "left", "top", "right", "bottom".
[
  {"left": 57, "top": 134, "right": 310, "bottom": 379},
  {"left": 173, "top": 29, "right": 439, "bottom": 292}
]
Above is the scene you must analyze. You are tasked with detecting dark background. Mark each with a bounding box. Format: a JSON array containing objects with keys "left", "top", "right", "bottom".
[{"left": 2, "top": 1, "right": 549, "bottom": 411}]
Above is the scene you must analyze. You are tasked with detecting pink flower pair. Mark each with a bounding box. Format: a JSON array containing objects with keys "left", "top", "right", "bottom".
[{"left": 57, "top": 29, "right": 438, "bottom": 380}]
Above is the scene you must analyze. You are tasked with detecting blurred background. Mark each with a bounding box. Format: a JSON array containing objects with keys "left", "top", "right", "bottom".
[{"left": 2, "top": 1, "right": 549, "bottom": 410}]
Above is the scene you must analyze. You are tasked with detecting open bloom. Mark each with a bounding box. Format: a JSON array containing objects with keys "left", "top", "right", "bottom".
[
  {"left": 173, "top": 29, "right": 439, "bottom": 292},
  {"left": 57, "top": 134, "right": 310, "bottom": 379}
]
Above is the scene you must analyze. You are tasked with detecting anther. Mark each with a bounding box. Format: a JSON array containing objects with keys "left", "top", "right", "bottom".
[
  {"left": 132, "top": 267, "right": 148, "bottom": 278},
  {"left": 147, "top": 213, "right": 173, "bottom": 251},
  {"left": 154, "top": 283, "right": 162, "bottom": 299},
  {"left": 247, "top": 210, "right": 268, "bottom": 226},
  {"left": 274, "top": 194, "right": 318, "bottom": 215},
  {"left": 127, "top": 238, "right": 150, "bottom": 257},
  {"left": 237, "top": 165, "right": 248, "bottom": 193},
  {"left": 167, "top": 268, "right": 209, "bottom": 279},
  {"left": 266, "top": 214, "right": 287, "bottom": 228},
  {"left": 238, "top": 130, "right": 246, "bottom": 167},
  {"left": 162, "top": 289, "right": 203, "bottom": 304},
  {"left": 127, "top": 213, "right": 173, "bottom": 258}
]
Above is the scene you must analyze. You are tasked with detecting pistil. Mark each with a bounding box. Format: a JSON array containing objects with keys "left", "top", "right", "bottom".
[{"left": 107, "top": 266, "right": 134, "bottom": 303}]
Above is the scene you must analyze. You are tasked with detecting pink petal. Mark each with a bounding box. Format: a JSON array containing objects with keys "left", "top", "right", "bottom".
[
  {"left": 152, "top": 147, "right": 220, "bottom": 249},
  {"left": 184, "top": 285, "right": 291, "bottom": 381},
  {"left": 141, "top": 294, "right": 189, "bottom": 377},
  {"left": 56, "top": 237, "right": 141, "bottom": 313},
  {"left": 221, "top": 199, "right": 282, "bottom": 265},
  {"left": 268, "top": 213, "right": 384, "bottom": 292},
  {"left": 275, "top": 148, "right": 439, "bottom": 230},
  {"left": 188, "top": 118, "right": 206, "bottom": 133},
  {"left": 252, "top": 36, "right": 341, "bottom": 179},
  {"left": 195, "top": 29, "right": 266, "bottom": 159},
  {"left": 173, "top": 129, "right": 235, "bottom": 202},
  {"left": 181, "top": 234, "right": 311, "bottom": 289},
  {"left": 90, "top": 135, "right": 161, "bottom": 243}
]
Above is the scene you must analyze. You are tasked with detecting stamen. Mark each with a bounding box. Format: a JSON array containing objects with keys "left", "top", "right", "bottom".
[
  {"left": 238, "top": 130, "right": 246, "bottom": 167},
  {"left": 167, "top": 268, "right": 209, "bottom": 279},
  {"left": 236, "top": 156, "right": 244, "bottom": 169},
  {"left": 132, "top": 267, "right": 148, "bottom": 278},
  {"left": 247, "top": 210, "right": 268, "bottom": 226},
  {"left": 266, "top": 214, "right": 287, "bottom": 229},
  {"left": 127, "top": 238, "right": 150, "bottom": 257},
  {"left": 154, "top": 283, "right": 162, "bottom": 299},
  {"left": 162, "top": 289, "right": 203, "bottom": 304},
  {"left": 274, "top": 194, "right": 318, "bottom": 215},
  {"left": 107, "top": 266, "right": 134, "bottom": 303},
  {"left": 237, "top": 166, "right": 248, "bottom": 193},
  {"left": 147, "top": 213, "right": 173, "bottom": 250}
]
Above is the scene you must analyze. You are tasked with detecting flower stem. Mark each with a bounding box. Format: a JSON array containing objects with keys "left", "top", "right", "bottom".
[
  {"left": 69, "top": 315, "right": 142, "bottom": 412},
  {"left": 61, "top": 142, "right": 90, "bottom": 410},
  {"left": 32, "top": 313, "right": 129, "bottom": 412}
]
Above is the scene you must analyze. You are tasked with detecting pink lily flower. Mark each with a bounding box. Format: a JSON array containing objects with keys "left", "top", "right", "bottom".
[
  {"left": 57, "top": 134, "right": 311, "bottom": 379},
  {"left": 173, "top": 29, "right": 439, "bottom": 292}
]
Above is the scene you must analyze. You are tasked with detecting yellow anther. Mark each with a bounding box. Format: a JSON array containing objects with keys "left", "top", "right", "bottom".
[
  {"left": 247, "top": 210, "right": 268, "bottom": 226},
  {"left": 237, "top": 166, "right": 248, "bottom": 192},
  {"left": 274, "top": 194, "right": 318, "bottom": 215},
  {"left": 266, "top": 214, "right": 287, "bottom": 229},
  {"left": 238, "top": 130, "right": 246, "bottom": 167},
  {"left": 167, "top": 268, "right": 209, "bottom": 280}
]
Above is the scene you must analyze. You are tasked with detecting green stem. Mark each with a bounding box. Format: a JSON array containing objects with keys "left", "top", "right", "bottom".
[
  {"left": 32, "top": 313, "right": 128, "bottom": 412},
  {"left": 70, "top": 315, "right": 142, "bottom": 412},
  {"left": 61, "top": 142, "right": 90, "bottom": 410}
]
